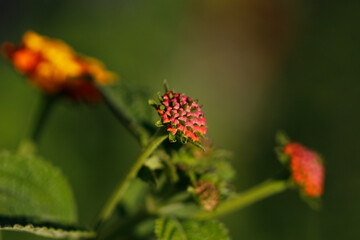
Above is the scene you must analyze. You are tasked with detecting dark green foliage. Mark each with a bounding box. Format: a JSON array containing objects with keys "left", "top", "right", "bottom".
[
  {"left": 155, "top": 217, "right": 230, "bottom": 240},
  {"left": 106, "top": 82, "right": 158, "bottom": 133},
  {"left": 0, "top": 216, "right": 94, "bottom": 239},
  {"left": 172, "top": 145, "right": 235, "bottom": 197}
]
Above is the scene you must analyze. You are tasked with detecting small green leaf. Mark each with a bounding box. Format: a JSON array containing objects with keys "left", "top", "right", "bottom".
[
  {"left": 0, "top": 151, "right": 76, "bottom": 224},
  {"left": 275, "top": 146, "right": 289, "bottom": 165},
  {"left": 301, "top": 195, "right": 322, "bottom": 210},
  {"left": 145, "top": 156, "right": 164, "bottom": 170},
  {"left": 138, "top": 166, "right": 158, "bottom": 187},
  {"left": 0, "top": 216, "right": 94, "bottom": 239},
  {"left": 149, "top": 99, "right": 158, "bottom": 107},
  {"left": 157, "top": 92, "right": 164, "bottom": 101},
  {"left": 155, "top": 217, "right": 231, "bottom": 240},
  {"left": 156, "top": 120, "right": 164, "bottom": 127},
  {"left": 169, "top": 134, "right": 176, "bottom": 143},
  {"left": 163, "top": 80, "right": 170, "bottom": 92},
  {"left": 275, "top": 131, "right": 290, "bottom": 146},
  {"left": 191, "top": 141, "right": 205, "bottom": 151}
]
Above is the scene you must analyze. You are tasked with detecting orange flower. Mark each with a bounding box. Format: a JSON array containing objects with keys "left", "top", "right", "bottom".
[{"left": 2, "top": 31, "right": 117, "bottom": 102}]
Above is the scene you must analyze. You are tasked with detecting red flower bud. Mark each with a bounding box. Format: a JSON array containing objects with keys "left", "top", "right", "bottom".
[{"left": 284, "top": 142, "right": 325, "bottom": 197}]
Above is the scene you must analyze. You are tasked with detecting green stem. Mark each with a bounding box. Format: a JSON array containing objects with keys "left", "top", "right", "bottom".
[
  {"left": 96, "top": 127, "right": 168, "bottom": 229},
  {"left": 30, "top": 95, "right": 57, "bottom": 144},
  {"left": 98, "top": 85, "right": 150, "bottom": 147},
  {"left": 194, "top": 179, "right": 289, "bottom": 220}
]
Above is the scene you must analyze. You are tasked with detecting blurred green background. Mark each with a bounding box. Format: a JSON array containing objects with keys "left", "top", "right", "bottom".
[{"left": 0, "top": 0, "right": 359, "bottom": 239}]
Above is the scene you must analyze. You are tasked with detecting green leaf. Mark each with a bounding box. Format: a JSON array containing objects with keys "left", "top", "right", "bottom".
[
  {"left": 156, "top": 120, "right": 164, "bottom": 127},
  {"left": 275, "top": 131, "right": 290, "bottom": 146},
  {"left": 155, "top": 217, "right": 231, "bottom": 240},
  {"left": 191, "top": 141, "right": 205, "bottom": 152},
  {"left": 138, "top": 166, "right": 158, "bottom": 187},
  {"left": 149, "top": 99, "right": 158, "bottom": 107},
  {"left": 105, "top": 82, "right": 159, "bottom": 129},
  {"left": 0, "top": 216, "right": 95, "bottom": 239},
  {"left": 275, "top": 146, "right": 289, "bottom": 165},
  {"left": 118, "top": 179, "right": 149, "bottom": 217},
  {"left": 138, "top": 155, "right": 164, "bottom": 187},
  {"left": 0, "top": 151, "right": 76, "bottom": 224},
  {"left": 144, "top": 156, "right": 164, "bottom": 170},
  {"left": 169, "top": 134, "right": 176, "bottom": 143}
]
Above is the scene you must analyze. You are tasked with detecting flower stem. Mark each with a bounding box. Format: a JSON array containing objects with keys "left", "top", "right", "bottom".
[
  {"left": 30, "top": 95, "right": 57, "bottom": 144},
  {"left": 98, "top": 85, "right": 150, "bottom": 147},
  {"left": 193, "top": 179, "right": 289, "bottom": 220},
  {"left": 96, "top": 127, "right": 168, "bottom": 229}
]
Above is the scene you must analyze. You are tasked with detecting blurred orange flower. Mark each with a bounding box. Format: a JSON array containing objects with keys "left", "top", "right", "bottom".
[{"left": 2, "top": 31, "right": 117, "bottom": 102}]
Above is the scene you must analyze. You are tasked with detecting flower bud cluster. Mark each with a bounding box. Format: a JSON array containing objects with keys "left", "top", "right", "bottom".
[
  {"left": 156, "top": 91, "right": 207, "bottom": 143},
  {"left": 284, "top": 142, "right": 324, "bottom": 197}
]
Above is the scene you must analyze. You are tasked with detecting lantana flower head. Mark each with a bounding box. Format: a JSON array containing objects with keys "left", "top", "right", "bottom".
[
  {"left": 2, "top": 31, "right": 117, "bottom": 102},
  {"left": 152, "top": 84, "right": 207, "bottom": 145},
  {"left": 283, "top": 142, "right": 325, "bottom": 198}
]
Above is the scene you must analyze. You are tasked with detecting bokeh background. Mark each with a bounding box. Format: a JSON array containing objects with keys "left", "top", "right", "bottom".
[{"left": 0, "top": 0, "right": 359, "bottom": 239}]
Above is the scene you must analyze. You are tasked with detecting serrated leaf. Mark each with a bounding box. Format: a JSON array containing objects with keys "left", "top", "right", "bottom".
[
  {"left": 0, "top": 216, "right": 94, "bottom": 239},
  {"left": 171, "top": 145, "right": 235, "bottom": 199},
  {"left": 155, "top": 217, "right": 231, "bottom": 240},
  {"left": 104, "top": 82, "right": 159, "bottom": 129},
  {"left": 0, "top": 151, "right": 76, "bottom": 224}
]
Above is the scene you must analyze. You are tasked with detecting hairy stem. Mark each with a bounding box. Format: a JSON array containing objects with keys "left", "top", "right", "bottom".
[
  {"left": 30, "top": 95, "right": 57, "bottom": 144},
  {"left": 98, "top": 85, "right": 150, "bottom": 146},
  {"left": 194, "top": 179, "right": 289, "bottom": 220},
  {"left": 96, "top": 127, "right": 168, "bottom": 229}
]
